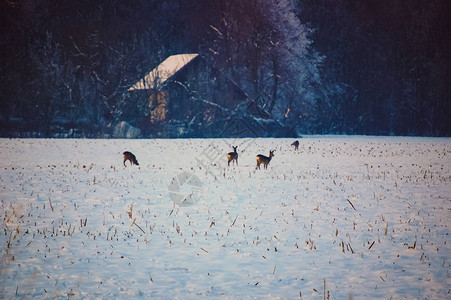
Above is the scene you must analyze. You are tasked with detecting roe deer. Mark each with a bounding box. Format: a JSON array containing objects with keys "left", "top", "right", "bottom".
[
  {"left": 123, "top": 151, "right": 139, "bottom": 167},
  {"left": 291, "top": 140, "right": 299, "bottom": 151},
  {"left": 227, "top": 146, "right": 238, "bottom": 166},
  {"left": 256, "top": 150, "right": 275, "bottom": 170}
]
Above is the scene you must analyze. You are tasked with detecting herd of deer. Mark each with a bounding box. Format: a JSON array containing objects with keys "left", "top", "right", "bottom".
[
  {"left": 123, "top": 140, "right": 301, "bottom": 170},
  {"left": 227, "top": 140, "right": 299, "bottom": 170}
]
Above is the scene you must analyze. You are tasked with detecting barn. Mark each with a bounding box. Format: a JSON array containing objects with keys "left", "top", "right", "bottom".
[
  {"left": 128, "top": 53, "right": 280, "bottom": 137},
  {"left": 128, "top": 54, "right": 200, "bottom": 124}
]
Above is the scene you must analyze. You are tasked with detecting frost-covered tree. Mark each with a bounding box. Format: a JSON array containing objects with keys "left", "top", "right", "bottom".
[
  {"left": 199, "top": 0, "right": 322, "bottom": 131},
  {"left": 261, "top": 0, "right": 322, "bottom": 127}
]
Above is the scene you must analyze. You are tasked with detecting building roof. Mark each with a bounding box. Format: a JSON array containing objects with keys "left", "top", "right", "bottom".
[{"left": 128, "top": 54, "right": 199, "bottom": 91}]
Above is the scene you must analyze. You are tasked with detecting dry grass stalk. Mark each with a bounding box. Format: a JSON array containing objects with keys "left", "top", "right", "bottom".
[
  {"left": 232, "top": 215, "right": 238, "bottom": 226},
  {"left": 131, "top": 218, "right": 145, "bottom": 234},
  {"left": 7, "top": 231, "right": 12, "bottom": 248},
  {"left": 128, "top": 204, "right": 133, "bottom": 219},
  {"left": 48, "top": 197, "right": 54, "bottom": 212},
  {"left": 347, "top": 199, "right": 356, "bottom": 210}
]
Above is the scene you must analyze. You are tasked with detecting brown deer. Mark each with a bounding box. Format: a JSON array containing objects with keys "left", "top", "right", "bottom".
[
  {"left": 227, "top": 146, "right": 238, "bottom": 166},
  {"left": 123, "top": 151, "right": 139, "bottom": 167},
  {"left": 291, "top": 140, "right": 299, "bottom": 151},
  {"left": 256, "top": 150, "right": 275, "bottom": 170}
]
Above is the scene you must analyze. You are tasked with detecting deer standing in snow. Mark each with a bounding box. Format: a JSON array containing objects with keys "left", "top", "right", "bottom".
[
  {"left": 227, "top": 146, "right": 238, "bottom": 166},
  {"left": 256, "top": 150, "right": 275, "bottom": 170}
]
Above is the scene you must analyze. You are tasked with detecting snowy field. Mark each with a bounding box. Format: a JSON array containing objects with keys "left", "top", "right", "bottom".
[{"left": 1, "top": 137, "right": 450, "bottom": 299}]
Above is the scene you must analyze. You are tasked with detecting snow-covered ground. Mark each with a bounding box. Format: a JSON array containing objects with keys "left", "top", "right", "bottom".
[{"left": 1, "top": 137, "right": 450, "bottom": 299}]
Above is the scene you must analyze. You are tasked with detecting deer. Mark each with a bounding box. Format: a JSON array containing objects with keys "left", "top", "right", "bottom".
[
  {"left": 123, "top": 151, "right": 139, "bottom": 167},
  {"left": 227, "top": 146, "right": 238, "bottom": 166},
  {"left": 256, "top": 150, "right": 275, "bottom": 170},
  {"left": 291, "top": 140, "right": 299, "bottom": 151}
]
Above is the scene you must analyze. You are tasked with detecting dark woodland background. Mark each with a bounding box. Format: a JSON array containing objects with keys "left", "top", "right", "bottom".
[{"left": 1, "top": 0, "right": 450, "bottom": 137}]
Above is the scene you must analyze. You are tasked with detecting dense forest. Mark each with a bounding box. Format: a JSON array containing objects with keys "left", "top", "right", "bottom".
[{"left": 1, "top": 0, "right": 450, "bottom": 137}]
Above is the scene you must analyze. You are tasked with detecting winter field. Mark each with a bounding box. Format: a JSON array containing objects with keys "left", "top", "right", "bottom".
[{"left": 0, "top": 137, "right": 450, "bottom": 299}]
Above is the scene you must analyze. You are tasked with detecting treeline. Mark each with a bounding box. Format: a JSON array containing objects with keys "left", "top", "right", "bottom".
[
  {"left": 0, "top": 0, "right": 449, "bottom": 137},
  {"left": 299, "top": 0, "right": 451, "bottom": 135}
]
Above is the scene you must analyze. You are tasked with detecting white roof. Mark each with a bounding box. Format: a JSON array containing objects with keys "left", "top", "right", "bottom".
[{"left": 128, "top": 53, "right": 198, "bottom": 91}]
